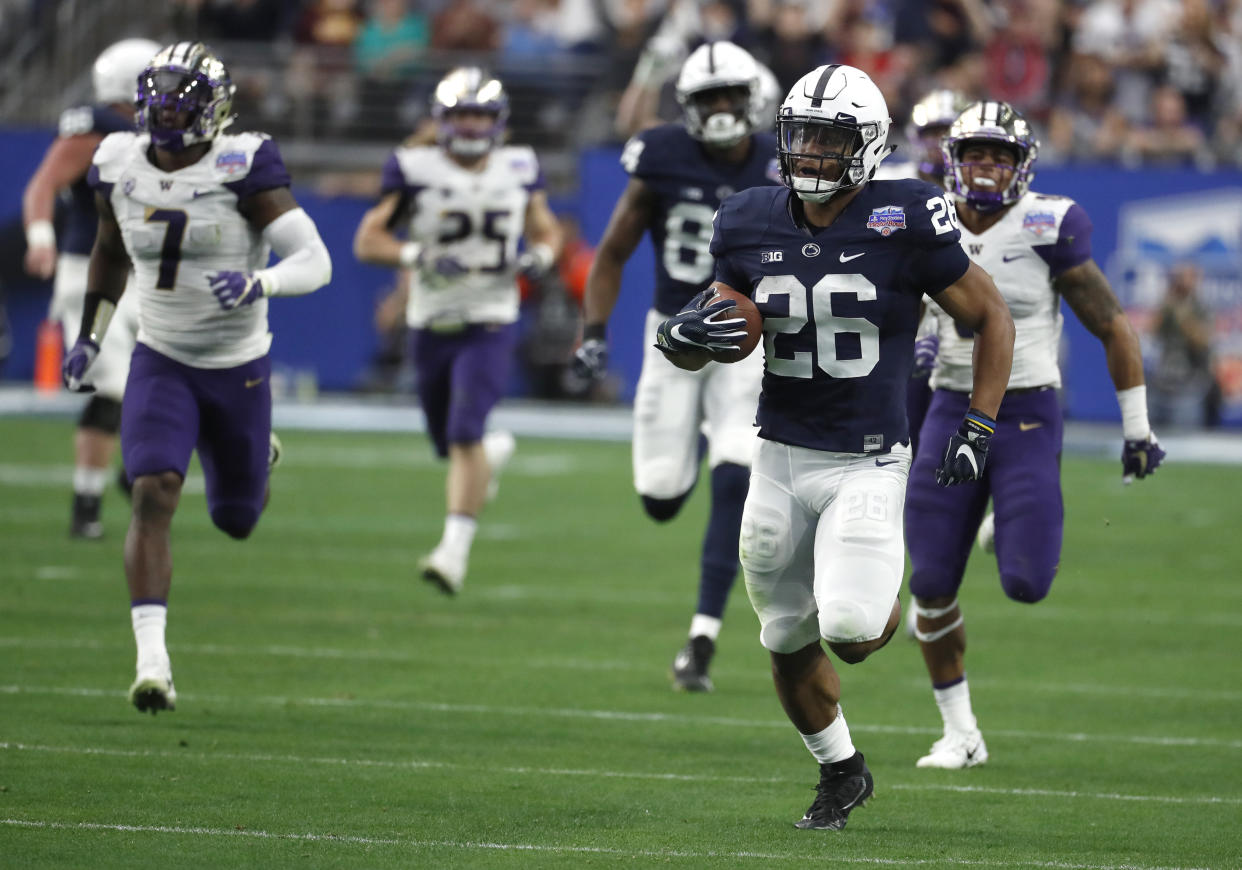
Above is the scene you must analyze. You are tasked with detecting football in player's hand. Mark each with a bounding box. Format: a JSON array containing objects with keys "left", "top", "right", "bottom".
[{"left": 706, "top": 286, "right": 762, "bottom": 364}]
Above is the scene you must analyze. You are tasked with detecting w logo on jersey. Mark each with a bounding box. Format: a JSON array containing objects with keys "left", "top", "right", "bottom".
[
  {"left": 867, "top": 205, "right": 906, "bottom": 236},
  {"left": 968, "top": 244, "right": 983, "bottom": 256}
]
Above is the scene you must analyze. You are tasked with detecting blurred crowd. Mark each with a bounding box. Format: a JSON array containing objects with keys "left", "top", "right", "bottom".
[{"left": 143, "top": 0, "right": 1242, "bottom": 168}]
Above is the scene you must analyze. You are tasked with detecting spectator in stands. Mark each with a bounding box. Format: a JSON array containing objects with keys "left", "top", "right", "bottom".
[
  {"left": 1149, "top": 262, "right": 1216, "bottom": 428},
  {"left": 502, "top": 0, "right": 564, "bottom": 59},
  {"left": 184, "top": 0, "right": 289, "bottom": 42},
  {"left": 431, "top": 0, "right": 501, "bottom": 53},
  {"left": 1047, "top": 51, "right": 1128, "bottom": 162},
  {"left": 1072, "top": 0, "right": 1174, "bottom": 126},
  {"left": 1162, "top": 0, "right": 1226, "bottom": 131},
  {"left": 291, "top": 0, "right": 366, "bottom": 132},
  {"left": 1121, "top": 83, "right": 1212, "bottom": 167},
  {"left": 982, "top": 0, "right": 1059, "bottom": 120},
  {"left": 354, "top": 0, "right": 429, "bottom": 138},
  {"left": 750, "top": 0, "right": 833, "bottom": 94}
]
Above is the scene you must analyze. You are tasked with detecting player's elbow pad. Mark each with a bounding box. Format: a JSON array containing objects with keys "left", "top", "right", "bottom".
[{"left": 257, "top": 208, "right": 332, "bottom": 297}]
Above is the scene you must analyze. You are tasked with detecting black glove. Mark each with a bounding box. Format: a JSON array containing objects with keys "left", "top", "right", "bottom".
[
  {"left": 572, "top": 337, "right": 608, "bottom": 381},
  {"left": 936, "top": 409, "right": 995, "bottom": 486},
  {"left": 654, "top": 291, "right": 747, "bottom": 355}
]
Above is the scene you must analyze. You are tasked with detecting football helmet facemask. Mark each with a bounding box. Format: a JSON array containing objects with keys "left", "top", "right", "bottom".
[
  {"left": 675, "top": 41, "right": 764, "bottom": 148},
  {"left": 432, "top": 67, "right": 509, "bottom": 158},
  {"left": 777, "top": 65, "right": 892, "bottom": 203},
  {"left": 137, "top": 42, "right": 235, "bottom": 152},
  {"left": 943, "top": 100, "right": 1039, "bottom": 213},
  {"left": 93, "top": 38, "right": 161, "bottom": 106}
]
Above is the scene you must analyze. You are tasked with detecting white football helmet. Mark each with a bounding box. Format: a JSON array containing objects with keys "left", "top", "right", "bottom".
[
  {"left": 93, "top": 38, "right": 161, "bottom": 105},
  {"left": 675, "top": 41, "right": 763, "bottom": 148},
  {"left": 776, "top": 64, "right": 892, "bottom": 203}
]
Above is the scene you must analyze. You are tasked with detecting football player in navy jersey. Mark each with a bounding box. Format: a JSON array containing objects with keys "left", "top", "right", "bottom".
[
  {"left": 572, "top": 41, "right": 781, "bottom": 692},
  {"left": 903, "top": 101, "right": 1165, "bottom": 770},
  {"left": 656, "top": 65, "right": 1014, "bottom": 830},
  {"left": 63, "top": 43, "right": 331, "bottom": 713},
  {"left": 22, "top": 38, "right": 159, "bottom": 538}
]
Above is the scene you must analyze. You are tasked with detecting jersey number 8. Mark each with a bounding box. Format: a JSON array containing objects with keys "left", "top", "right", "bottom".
[{"left": 663, "top": 201, "right": 716, "bottom": 284}]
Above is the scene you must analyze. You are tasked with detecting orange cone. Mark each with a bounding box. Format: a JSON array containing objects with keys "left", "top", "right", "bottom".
[{"left": 34, "top": 319, "right": 63, "bottom": 393}]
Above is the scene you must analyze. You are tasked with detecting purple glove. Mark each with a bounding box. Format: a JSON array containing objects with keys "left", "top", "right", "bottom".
[
  {"left": 62, "top": 338, "right": 100, "bottom": 393},
  {"left": 208, "top": 271, "right": 265, "bottom": 311},
  {"left": 1122, "top": 435, "right": 1166, "bottom": 481},
  {"left": 912, "top": 334, "right": 939, "bottom": 378}
]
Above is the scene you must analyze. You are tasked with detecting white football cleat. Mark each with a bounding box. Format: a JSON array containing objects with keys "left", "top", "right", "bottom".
[
  {"left": 419, "top": 547, "right": 466, "bottom": 595},
  {"left": 976, "top": 511, "right": 996, "bottom": 554},
  {"left": 129, "top": 660, "right": 177, "bottom": 715},
  {"left": 482, "top": 430, "right": 516, "bottom": 502},
  {"left": 916, "top": 729, "right": 988, "bottom": 769}
]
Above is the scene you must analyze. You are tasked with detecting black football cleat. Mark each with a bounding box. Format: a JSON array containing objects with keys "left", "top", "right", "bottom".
[
  {"left": 70, "top": 494, "right": 104, "bottom": 540},
  {"left": 671, "top": 635, "right": 715, "bottom": 692},
  {"left": 795, "top": 751, "right": 874, "bottom": 831}
]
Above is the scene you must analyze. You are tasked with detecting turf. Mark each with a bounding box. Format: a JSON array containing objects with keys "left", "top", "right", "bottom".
[{"left": 1, "top": 416, "right": 1240, "bottom": 869}]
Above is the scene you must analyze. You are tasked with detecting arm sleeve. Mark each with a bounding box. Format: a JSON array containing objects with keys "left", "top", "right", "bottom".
[{"left": 255, "top": 208, "right": 332, "bottom": 297}]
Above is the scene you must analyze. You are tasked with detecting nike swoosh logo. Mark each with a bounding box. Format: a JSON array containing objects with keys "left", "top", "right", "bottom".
[
  {"left": 839, "top": 251, "right": 865, "bottom": 263},
  {"left": 244, "top": 377, "right": 264, "bottom": 388},
  {"left": 955, "top": 443, "right": 978, "bottom": 476},
  {"left": 875, "top": 458, "right": 899, "bottom": 467},
  {"left": 1002, "top": 254, "right": 1025, "bottom": 262},
  {"left": 669, "top": 323, "right": 699, "bottom": 348},
  {"left": 1019, "top": 421, "right": 1042, "bottom": 431},
  {"left": 192, "top": 190, "right": 210, "bottom": 199}
]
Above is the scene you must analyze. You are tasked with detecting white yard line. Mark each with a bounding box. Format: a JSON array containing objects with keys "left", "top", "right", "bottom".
[
  {"left": 0, "top": 817, "right": 1222, "bottom": 868},
  {"left": 2, "top": 684, "right": 1240, "bottom": 750}
]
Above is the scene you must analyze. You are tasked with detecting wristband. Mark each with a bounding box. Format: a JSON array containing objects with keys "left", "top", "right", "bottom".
[
  {"left": 399, "top": 241, "right": 422, "bottom": 269},
  {"left": 26, "top": 219, "right": 55, "bottom": 250},
  {"left": 583, "top": 323, "right": 607, "bottom": 341},
  {"left": 1117, "top": 385, "right": 1151, "bottom": 441},
  {"left": 964, "top": 408, "right": 996, "bottom": 432}
]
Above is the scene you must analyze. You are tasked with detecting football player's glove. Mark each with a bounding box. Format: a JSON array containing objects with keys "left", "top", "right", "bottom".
[
  {"left": 655, "top": 290, "right": 747, "bottom": 355},
  {"left": 208, "top": 270, "right": 266, "bottom": 310},
  {"left": 936, "top": 409, "right": 995, "bottom": 486},
  {"left": 427, "top": 255, "right": 469, "bottom": 279},
  {"left": 912, "top": 334, "right": 939, "bottom": 378},
  {"left": 516, "top": 243, "right": 555, "bottom": 281},
  {"left": 572, "top": 338, "right": 608, "bottom": 381},
  {"left": 62, "top": 338, "right": 100, "bottom": 393},
  {"left": 1122, "top": 434, "right": 1165, "bottom": 481}
]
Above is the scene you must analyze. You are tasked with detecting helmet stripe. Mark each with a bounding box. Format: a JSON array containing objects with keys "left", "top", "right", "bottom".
[
  {"left": 809, "top": 64, "right": 840, "bottom": 108},
  {"left": 708, "top": 41, "right": 716, "bottom": 74}
]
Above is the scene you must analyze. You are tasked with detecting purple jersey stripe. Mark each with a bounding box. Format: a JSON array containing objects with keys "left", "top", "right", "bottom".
[{"left": 223, "top": 138, "right": 291, "bottom": 200}]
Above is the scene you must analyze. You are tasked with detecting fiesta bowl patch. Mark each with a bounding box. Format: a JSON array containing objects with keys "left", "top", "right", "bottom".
[
  {"left": 1022, "top": 211, "right": 1057, "bottom": 238},
  {"left": 867, "top": 205, "right": 906, "bottom": 236},
  {"left": 215, "top": 151, "right": 248, "bottom": 176}
]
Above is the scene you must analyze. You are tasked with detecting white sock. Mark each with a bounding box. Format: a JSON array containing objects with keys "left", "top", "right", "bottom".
[
  {"left": 933, "top": 679, "right": 979, "bottom": 735},
  {"left": 689, "top": 614, "right": 722, "bottom": 641},
  {"left": 440, "top": 514, "right": 477, "bottom": 557},
  {"left": 800, "top": 708, "right": 855, "bottom": 764},
  {"left": 74, "top": 466, "right": 110, "bottom": 497},
  {"left": 131, "top": 603, "right": 169, "bottom": 671}
]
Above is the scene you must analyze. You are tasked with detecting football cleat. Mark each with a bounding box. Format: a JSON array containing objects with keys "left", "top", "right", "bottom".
[
  {"left": 129, "top": 664, "right": 177, "bottom": 715},
  {"left": 482, "top": 429, "right": 515, "bottom": 502},
  {"left": 916, "top": 729, "right": 988, "bottom": 769},
  {"left": 419, "top": 547, "right": 466, "bottom": 596},
  {"left": 70, "top": 494, "right": 104, "bottom": 540},
  {"left": 268, "top": 431, "right": 283, "bottom": 473},
  {"left": 795, "top": 751, "right": 874, "bottom": 831},
  {"left": 976, "top": 511, "right": 996, "bottom": 554},
  {"left": 671, "top": 635, "right": 716, "bottom": 692}
]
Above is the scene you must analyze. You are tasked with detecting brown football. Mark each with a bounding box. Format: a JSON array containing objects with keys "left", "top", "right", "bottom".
[{"left": 705, "top": 285, "right": 762, "bottom": 364}]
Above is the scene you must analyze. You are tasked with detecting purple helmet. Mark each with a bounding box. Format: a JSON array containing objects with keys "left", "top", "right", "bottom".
[
  {"left": 136, "top": 42, "right": 235, "bottom": 152},
  {"left": 942, "top": 100, "right": 1039, "bottom": 213},
  {"left": 431, "top": 67, "right": 509, "bottom": 158},
  {"left": 906, "top": 89, "right": 966, "bottom": 179}
]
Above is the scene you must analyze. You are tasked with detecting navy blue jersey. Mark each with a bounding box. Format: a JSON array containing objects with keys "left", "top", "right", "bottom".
[
  {"left": 58, "top": 104, "right": 135, "bottom": 255},
  {"left": 623, "top": 124, "right": 781, "bottom": 315},
  {"left": 711, "top": 179, "right": 970, "bottom": 453}
]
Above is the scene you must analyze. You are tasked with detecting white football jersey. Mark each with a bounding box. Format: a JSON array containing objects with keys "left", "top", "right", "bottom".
[
  {"left": 383, "top": 145, "right": 543, "bottom": 328},
  {"left": 91, "top": 130, "right": 289, "bottom": 368},
  {"left": 930, "top": 190, "right": 1086, "bottom": 392}
]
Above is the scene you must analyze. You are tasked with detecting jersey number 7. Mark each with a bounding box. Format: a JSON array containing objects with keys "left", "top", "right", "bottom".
[{"left": 145, "top": 207, "right": 187, "bottom": 291}]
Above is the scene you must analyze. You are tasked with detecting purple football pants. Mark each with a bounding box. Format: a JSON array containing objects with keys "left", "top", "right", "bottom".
[
  {"left": 409, "top": 323, "right": 518, "bottom": 458},
  {"left": 904, "top": 387, "right": 1064, "bottom": 604},
  {"left": 122, "top": 343, "right": 271, "bottom": 539}
]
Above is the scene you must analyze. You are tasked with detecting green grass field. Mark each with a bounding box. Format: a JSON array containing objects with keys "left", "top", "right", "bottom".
[{"left": 1, "top": 416, "right": 1240, "bottom": 869}]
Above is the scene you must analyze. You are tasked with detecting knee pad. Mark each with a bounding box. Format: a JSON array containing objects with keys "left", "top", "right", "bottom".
[
  {"left": 738, "top": 503, "right": 792, "bottom": 576},
  {"left": 79, "top": 395, "right": 122, "bottom": 434},
  {"left": 641, "top": 492, "right": 690, "bottom": 523},
  {"left": 818, "top": 599, "right": 875, "bottom": 646},
  {"left": 211, "top": 505, "right": 259, "bottom": 540},
  {"left": 1000, "top": 570, "right": 1053, "bottom": 604}
]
